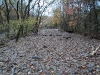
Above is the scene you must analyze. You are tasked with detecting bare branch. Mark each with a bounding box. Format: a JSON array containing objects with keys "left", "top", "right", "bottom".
[{"left": 91, "top": 45, "right": 100, "bottom": 56}]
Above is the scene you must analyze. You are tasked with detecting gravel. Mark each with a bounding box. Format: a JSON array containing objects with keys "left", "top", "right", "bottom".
[{"left": 0, "top": 28, "right": 100, "bottom": 75}]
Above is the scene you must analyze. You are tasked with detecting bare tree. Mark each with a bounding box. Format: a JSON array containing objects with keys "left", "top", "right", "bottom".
[
  {"left": 23, "top": 0, "right": 32, "bottom": 19},
  {"left": 32, "top": 0, "right": 55, "bottom": 33},
  {"left": 9, "top": 0, "right": 20, "bottom": 20},
  {"left": 4, "top": 0, "right": 9, "bottom": 23}
]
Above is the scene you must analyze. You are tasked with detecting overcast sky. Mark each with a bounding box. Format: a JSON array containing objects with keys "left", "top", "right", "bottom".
[
  {"left": 43, "top": 0, "right": 60, "bottom": 16},
  {"left": 0, "top": 0, "right": 2, "bottom": 5}
]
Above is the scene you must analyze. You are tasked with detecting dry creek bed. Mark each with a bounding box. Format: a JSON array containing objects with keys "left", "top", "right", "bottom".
[{"left": 0, "top": 29, "right": 100, "bottom": 75}]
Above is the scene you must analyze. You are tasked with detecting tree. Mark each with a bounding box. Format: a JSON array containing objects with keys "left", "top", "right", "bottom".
[
  {"left": 4, "top": 0, "right": 10, "bottom": 23},
  {"left": 9, "top": 0, "right": 20, "bottom": 20},
  {"left": 32, "top": 0, "right": 55, "bottom": 33},
  {"left": 51, "top": 8, "right": 61, "bottom": 28},
  {"left": 59, "top": 0, "right": 100, "bottom": 39},
  {"left": 0, "top": 0, "right": 56, "bottom": 41}
]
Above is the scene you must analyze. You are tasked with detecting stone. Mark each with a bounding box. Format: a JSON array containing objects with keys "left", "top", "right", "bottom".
[
  {"left": 76, "top": 61, "right": 86, "bottom": 68},
  {"left": 65, "top": 68, "right": 75, "bottom": 75},
  {"left": 72, "top": 59, "right": 77, "bottom": 63},
  {"left": 43, "top": 45, "right": 48, "bottom": 48},
  {"left": 31, "top": 56, "right": 42, "bottom": 60},
  {"left": 45, "top": 65, "right": 50, "bottom": 71},
  {"left": 0, "top": 61, "right": 7, "bottom": 71},
  {"left": 87, "top": 62, "right": 95, "bottom": 68},
  {"left": 0, "top": 29, "right": 100, "bottom": 75},
  {"left": 0, "top": 62, "right": 4, "bottom": 66},
  {"left": 87, "top": 62, "right": 95, "bottom": 72},
  {"left": 96, "top": 68, "right": 100, "bottom": 72}
]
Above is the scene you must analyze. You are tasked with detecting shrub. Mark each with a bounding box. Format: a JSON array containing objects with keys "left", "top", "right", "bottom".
[{"left": 0, "top": 17, "right": 36, "bottom": 41}]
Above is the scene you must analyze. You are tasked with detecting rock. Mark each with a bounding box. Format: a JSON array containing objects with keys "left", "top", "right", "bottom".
[
  {"left": 87, "top": 62, "right": 95, "bottom": 72},
  {"left": 0, "top": 65, "right": 6, "bottom": 70},
  {"left": 76, "top": 61, "right": 86, "bottom": 68},
  {"left": 0, "top": 29, "right": 100, "bottom": 74},
  {"left": 0, "top": 62, "right": 4, "bottom": 66},
  {"left": 43, "top": 45, "right": 48, "bottom": 48},
  {"left": 28, "top": 71, "right": 31, "bottom": 74},
  {"left": 87, "top": 62, "right": 95, "bottom": 68},
  {"left": 65, "top": 68, "right": 75, "bottom": 75},
  {"left": 31, "top": 56, "right": 42, "bottom": 61},
  {"left": 72, "top": 59, "right": 77, "bottom": 63},
  {"left": 96, "top": 68, "right": 100, "bottom": 72},
  {"left": 63, "top": 36, "right": 71, "bottom": 39},
  {"left": 18, "top": 51, "right": 25, "bottom": 57},
  {"left": 45, "top": 65, "right": 50, "bottom": 71}
]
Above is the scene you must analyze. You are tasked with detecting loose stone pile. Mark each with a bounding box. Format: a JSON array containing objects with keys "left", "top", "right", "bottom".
[{"left": 0, "top": 29, "right": 100, "bottom": 75}]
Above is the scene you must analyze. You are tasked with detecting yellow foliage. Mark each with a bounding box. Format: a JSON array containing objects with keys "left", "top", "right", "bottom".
[{"left": 51, "top": 8, "right": 61, "bottom": 27}]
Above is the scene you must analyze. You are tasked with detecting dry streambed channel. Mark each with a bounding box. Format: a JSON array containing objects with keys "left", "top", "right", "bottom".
[{"left": 0, "top": 29, "right": 100, "bottom": 75}]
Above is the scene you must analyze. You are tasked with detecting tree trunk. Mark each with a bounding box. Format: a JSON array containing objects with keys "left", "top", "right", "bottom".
[
  {"left": 93, "top": 0, "right": 99, "bottom": 38},
  {"left": 4, "top": 0, "right": 9, "bottom": 23}
]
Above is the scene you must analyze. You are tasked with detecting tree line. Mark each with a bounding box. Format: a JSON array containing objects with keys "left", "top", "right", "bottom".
[
  {"left": 0, "top": 0, "right": 55, "bottom": 42},
  {"left": 52, "top": 0, "right": 100, "bottom": 39},
  {"left": 0, "top": 0, "right": 100, "bottom": 43}
]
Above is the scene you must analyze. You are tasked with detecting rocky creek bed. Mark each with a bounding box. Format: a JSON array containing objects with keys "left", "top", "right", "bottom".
[{"left": 0, "top": 29, "right": 100, "bottom": 75}]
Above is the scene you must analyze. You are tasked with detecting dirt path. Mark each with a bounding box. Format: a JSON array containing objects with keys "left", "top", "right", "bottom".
[{"left": 0, "top": 29, "right": 100, "bottom": 75}]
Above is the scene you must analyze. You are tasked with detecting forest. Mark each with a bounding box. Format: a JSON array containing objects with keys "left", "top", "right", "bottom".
[
  {"left": 52, "top": 0, "right": 100, "bottom": 39},
  {"left": 0, "top": 0, "right": 100, "bottom": 42},
  {"left": 0, "top": 0, "right": 100, "bottom": 75},
  {"left": 0, "top": 0, "right": 55, "bottom": 43}
]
